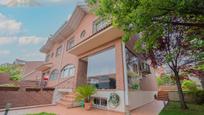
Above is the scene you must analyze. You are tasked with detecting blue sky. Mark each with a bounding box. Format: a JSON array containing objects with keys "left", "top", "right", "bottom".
[{"left": 0, "top": 0, "right": 83, "bottom": 64}]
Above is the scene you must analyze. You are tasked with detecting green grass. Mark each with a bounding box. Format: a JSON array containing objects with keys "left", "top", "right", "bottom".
[
  {"left": 26, "top": 112, "right": 56, "bottom": 115},
  {"left": 159, "top": 102, "right": 204, "bottom": 115}
]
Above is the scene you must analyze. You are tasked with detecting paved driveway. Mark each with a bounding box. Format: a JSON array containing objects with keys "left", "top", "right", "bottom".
[
  {"left": 0, "top": 106, "right": 123, "bottom": 115},
  {"left": 131, "top": 100, "right": 165, "bottom": 115},
  {"left": 0, "top": 100, "right": 164, "bottom": 115}
]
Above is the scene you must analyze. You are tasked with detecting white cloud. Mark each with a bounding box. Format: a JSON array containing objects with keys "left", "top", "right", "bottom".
[
  {"left": 48, "top": 0, "right": 64, "bottom": 2},
  {"left": 0, "top": 0, "right": 83, "bottom": 7},
  {"left": 0, "top": 36, "right": 15, "bottom": 45},
  {"left": 18, "top": 51, "right": 45, "bottom": 61},
  {"left": 0, "top": 0, "right": 40, "bottom": 7},
  {"left": 0, "top": 50, "right": 10, "bottom": 55},
  {"left": 18, "top": 36, "right": 44, "bottom": 45},
  {"left": 0, "top": 0, "right": 9, "bottom": 5},
  {"left": 0, "top": 13, "right": 22, "bottom": 35}
]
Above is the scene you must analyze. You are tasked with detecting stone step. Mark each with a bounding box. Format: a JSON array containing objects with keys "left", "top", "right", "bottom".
[
  {"left": 61, "top": 97, "right": 75, "bottom": 102},
  {"left": 58, "top": 100, "right": 73, "bottom": 108},
  {"left": 64, "top": 94, "right": 76, "bottom": 99}
]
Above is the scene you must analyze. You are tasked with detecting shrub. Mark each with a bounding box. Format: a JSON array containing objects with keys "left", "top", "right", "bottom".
[
  {"left": 194, "top": 90, "right": 204, "bottom": 105},
  {"left": 182, "top": 80, "right": 198, "bottom": 92},
  {"left": 131, "top": 83, "right": 139, "bottom": 90},
  {"left": 156, "top": 74, "right": 175, "bottom": 86},
  {"left": 0, "top": 65, "right": 22, "bottom": 81}
]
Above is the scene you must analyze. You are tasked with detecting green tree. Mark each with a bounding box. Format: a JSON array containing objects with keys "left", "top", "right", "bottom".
[
  {"left": 0, "top": 65, "right": 22, "bottom": 81},
  {"left": 87, "top": 0, "right": 204, "bottom": 109}
]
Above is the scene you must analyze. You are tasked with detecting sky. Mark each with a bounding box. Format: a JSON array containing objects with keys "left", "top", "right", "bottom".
[{"left": 0, "top": 0, "right": 83, "bottom": 64}]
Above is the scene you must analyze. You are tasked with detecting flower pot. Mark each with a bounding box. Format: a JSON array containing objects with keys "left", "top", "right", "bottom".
[{"left": 84, "top": 102, "right": 92, "bottom": 110}]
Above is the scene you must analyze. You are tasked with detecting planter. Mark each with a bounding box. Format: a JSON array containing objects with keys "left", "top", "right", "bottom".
[
  {"left": 0, "top": 86, "right": 20, "bottom": 91},
  {"left": 84, "top": 102, "right": 92, "bottom": 110}
]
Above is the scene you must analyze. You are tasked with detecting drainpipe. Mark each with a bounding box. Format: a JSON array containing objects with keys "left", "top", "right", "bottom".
[{"left": 122, "top": 42, "right": 129, "bottom": 112}]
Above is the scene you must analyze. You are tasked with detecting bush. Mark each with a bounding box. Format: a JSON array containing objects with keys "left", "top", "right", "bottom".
[
  {"left": 194, "top": 90, "right": 204, "bottom": 105},
  {"left": 157, "top": 74, "right": 175, "bottom": 86},
  {"left": 182, "top": 80, "right": 198, "bottom": 92},
  {"left": 0, "top": 65, "right": 22, "bottom": 81},
  {"left": 131, "top": 83, "right": 139, "bottom": 90}
]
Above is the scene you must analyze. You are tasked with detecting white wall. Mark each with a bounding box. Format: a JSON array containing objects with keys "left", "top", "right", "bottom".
[
  {"left": 128, "top": 91, "right": 156, "bottom": 110},
  {"left": 93, "top": 90, "right": 126, "bottom": 112}
]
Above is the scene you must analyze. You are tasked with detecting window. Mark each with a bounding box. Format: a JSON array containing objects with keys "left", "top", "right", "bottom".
[
  {"left": 45, "top": 54, "right": 50, "bottom": 62},
  {"left": 61, "top": 64, "right": 75, "bottom": 78},
  {"left": 51, "top": 52, "right": 54, "bottom": 58},
  {"left": 56, "top": 46, "right": 62, "bottom": 57},
  {"left": 93, "top": 97, "right": 107, "bottom": 109},
  {"left": 80, "top": 30, "right": 86, "bottom": 38},
  {"left": 50, "top": 69, "right": 59, "bottom": 80},
  {"left": 126, "top": 48, "right": 141, "bottom": 90},
  {"left": 126, "top": 48, "right": 139, "bottom": 74},
  {"left": 93, "top": 19, "right": 108, "bottom": 33},
  {"left": 87, "top": 48, "right": 116, "bottom": 89},
  {"left": 140, "top": 62, "right": 151, "bottom": 73},
  {"left": 67, "top": 38, "right": 75, "bottom": 50}
]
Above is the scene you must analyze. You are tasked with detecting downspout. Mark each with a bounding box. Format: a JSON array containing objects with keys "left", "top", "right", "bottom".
[{"left": 122, "top": 42, "right": 129, "bottom": 109}]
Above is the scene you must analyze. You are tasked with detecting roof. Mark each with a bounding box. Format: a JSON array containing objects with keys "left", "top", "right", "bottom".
[
  {"left": 13, "top": 59, "right": 27, "bottom": 65},
  {"left": 40, "top": 4, "right": 89, "bottom": 53}
]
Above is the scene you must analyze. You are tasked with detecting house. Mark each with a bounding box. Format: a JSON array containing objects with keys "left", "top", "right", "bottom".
[
  {"left": 38, "top": 4, "right": 158, "bottom": 113},
  {"left": 21, "top": 60, "right": 44, "bottom": 81}
]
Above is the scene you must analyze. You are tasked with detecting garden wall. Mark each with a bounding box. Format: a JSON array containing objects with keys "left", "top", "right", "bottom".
[
  {"left": 168, "top": 91, "right": 194, "bottom": 102},
  {"left": 0, "top": 88, "right": 54, "bottom": 109}
]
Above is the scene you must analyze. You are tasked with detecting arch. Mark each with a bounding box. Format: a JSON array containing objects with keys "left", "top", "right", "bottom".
[
  {"left": 80, "top": 30, "right": 86, "bottom": 38},
  {"left": 50, "top": 69, "right": 59, "bottom": 80},
  {"left": 61, "top": 64, "right": 75, "bottom": 78}
]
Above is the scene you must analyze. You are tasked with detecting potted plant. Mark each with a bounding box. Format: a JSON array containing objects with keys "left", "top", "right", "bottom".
[{"left": 75, "top": 84, "right": 96, "bottom": 110}]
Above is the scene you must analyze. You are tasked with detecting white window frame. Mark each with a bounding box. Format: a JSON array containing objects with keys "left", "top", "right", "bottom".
[
  {"left": 61, "top": 64, "right": 75, "bottom": 78},
  {"left": 50, "top": 69, "right": 59, "bottom": 81},
  {"left": 56, "top": 46, "right": 62, "bottom": 57},
  {"left": 67, "top": 38, "right": 75, "bottom": 50}
]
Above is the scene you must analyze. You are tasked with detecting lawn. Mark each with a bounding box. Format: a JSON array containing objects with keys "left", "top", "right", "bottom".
[
  {"left": 26, "top": 112, "right": 56, "bottom": 115},
  {"left": 159, "top": 102, "right": 204, "bottom": 115}
]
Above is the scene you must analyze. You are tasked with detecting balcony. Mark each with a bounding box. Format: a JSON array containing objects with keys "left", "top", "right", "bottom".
[
  {"left": 69, "top": 26, "right": 124, "bottom": 56},
  {"left": 36, "top": 63, "right": 53, "bottom": 71}
]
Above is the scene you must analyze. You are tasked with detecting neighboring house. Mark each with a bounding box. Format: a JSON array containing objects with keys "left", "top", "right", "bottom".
[
  {"left": 13, "top": 59, "right": 26, "bottom": 65},
  {"left": 38, "top": 5, "right": 158, "bottom": 113},
  {"left": 13, "top": 59, "right": 43, "bottom": 81},
  {"left": 21, "top": 60, "right": 44, "bottom": 81}
]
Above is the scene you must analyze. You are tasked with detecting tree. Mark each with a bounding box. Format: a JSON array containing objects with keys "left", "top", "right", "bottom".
[
  {"left": 0, "top": 65, "right": 22, "bottom": 81},
  {"left": 87, "top": 0, "right": 204, "bottom": 109}
]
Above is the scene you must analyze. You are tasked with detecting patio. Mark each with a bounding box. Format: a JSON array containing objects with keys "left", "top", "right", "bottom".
[{"left": 0, "top": 100, "right": 164, "bottom": 115}]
